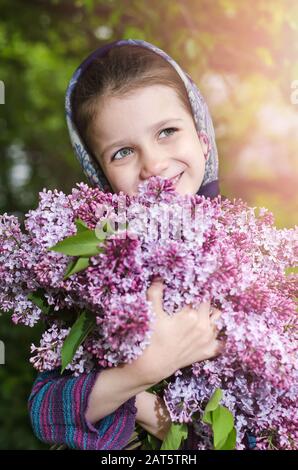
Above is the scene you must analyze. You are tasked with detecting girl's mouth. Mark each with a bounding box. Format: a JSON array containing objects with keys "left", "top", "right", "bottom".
[{"left": 169, "top": 172, "right": 183, "bottom": 187}]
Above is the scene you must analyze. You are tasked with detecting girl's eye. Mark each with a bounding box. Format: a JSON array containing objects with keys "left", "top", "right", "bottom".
[
  {"left": 111, "top": 127, "right": 178, "bottom": 161},
  {"left": 111, "top": 147, "right": 133, "bottom": 161},
  {"left": 159, "top": 127, "right": 178, "bottom": 138}
]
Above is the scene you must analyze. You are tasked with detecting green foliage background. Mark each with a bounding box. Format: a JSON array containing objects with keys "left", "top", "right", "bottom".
[{"left": 0, "top": 0, "right": 297, "bottom": 449}]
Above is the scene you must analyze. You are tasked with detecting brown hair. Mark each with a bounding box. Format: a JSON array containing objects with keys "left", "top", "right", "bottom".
[{"left": 71, "top": 45, "right": 194, "bottom": 156}]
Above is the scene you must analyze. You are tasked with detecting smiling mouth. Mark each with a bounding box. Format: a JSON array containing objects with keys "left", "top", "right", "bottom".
[{"left": 169, "top": 172, "right": 183, "bottom": 187}]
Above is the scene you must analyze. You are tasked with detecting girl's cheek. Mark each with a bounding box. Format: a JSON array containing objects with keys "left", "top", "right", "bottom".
[{"left": 111, "top": 169, "right": 133, "bottom": 193}]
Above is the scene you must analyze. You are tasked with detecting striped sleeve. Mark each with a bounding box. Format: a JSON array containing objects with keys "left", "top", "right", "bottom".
[{"left": 28, "top": 369, "right": 137, "bottom": 450}]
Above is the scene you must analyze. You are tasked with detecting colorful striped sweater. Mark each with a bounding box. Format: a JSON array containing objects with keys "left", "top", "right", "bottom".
[{"left": 28, "top": 368, "right": 138, "bottom": 450}]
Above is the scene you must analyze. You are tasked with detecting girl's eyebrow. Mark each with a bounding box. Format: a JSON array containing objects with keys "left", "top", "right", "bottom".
[{"left": 100, "top": 118, "right": 183, "bottom": 158}]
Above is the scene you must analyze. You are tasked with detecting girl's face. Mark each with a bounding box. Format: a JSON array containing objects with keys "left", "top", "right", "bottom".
[{"left": 89, "top": 85, "right": 206, "bottom": 196}]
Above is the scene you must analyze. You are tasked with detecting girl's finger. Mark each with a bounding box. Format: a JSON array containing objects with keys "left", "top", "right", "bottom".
[{"left": 210, "top": 308, "right": 221, "bottom": 321}]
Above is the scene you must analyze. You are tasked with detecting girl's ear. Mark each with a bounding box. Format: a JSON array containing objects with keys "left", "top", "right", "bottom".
[{"left": 198, "top": 130, "right": 211, "bottom": 161}]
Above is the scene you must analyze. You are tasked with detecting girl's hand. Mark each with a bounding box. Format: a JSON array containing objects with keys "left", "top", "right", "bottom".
[
  {"left": 85, "top": 279, "right": 223, "bottom": 424},
  {"left": 134, "top": 279, "right": 223, "bottom": 384}
]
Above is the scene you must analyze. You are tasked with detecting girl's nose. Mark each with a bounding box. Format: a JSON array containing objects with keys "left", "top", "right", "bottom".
[{"left": 139, "top": 150, "right": 169, "bottom": 180}]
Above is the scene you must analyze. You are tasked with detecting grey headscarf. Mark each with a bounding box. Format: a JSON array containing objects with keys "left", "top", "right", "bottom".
[{"left": 65, "top": 38, "right": 220, "bottom": 198}]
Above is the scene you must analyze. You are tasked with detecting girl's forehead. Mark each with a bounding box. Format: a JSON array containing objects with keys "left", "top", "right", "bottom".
[
  {"left": 102, "top": 84, "right": 181, "bottom": 107},
  {"left": 96, "top": 85, "right": 186, "bottom": 126},
  {"left": 90, "top": 88, "right": 192, "bottom": 163}
]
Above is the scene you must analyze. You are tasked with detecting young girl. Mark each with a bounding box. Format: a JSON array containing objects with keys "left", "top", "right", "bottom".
[{"left": 28, "top": 38, "right": 224, "bottom": 450}]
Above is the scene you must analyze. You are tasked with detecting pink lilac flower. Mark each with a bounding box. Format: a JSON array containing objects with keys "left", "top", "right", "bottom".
[
  {"left": 1, "top": 176, "right": 297, "bottom": 449},
  {"left": 30, "top": 323, "right": 94, "bottom": 376}
]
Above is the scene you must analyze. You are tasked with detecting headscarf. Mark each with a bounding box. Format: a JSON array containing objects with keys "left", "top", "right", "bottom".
[{"left": 65, "top": 38, "right": 220, "bottom": 198}]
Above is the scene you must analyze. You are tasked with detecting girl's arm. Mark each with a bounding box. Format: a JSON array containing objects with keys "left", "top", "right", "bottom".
[
  {"left": 135, "top": 391, "right": 172, "bottom": 441},
  {"left": 28, "top": 366, "right": 168, "bottom": 451},
  {"left": 84, "top": 358, "right": 158, "bottom": 423}
]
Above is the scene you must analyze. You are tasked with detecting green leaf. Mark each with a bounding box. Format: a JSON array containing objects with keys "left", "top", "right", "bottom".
[
  {"left": 49, "top": 230, "right": 105, "bottom": 257},
  {"left": 160, "top": 423, "right": 188, "bottom": 450},
  {"left": 27, "top": 290, "right": 51, "bottom": 314},
  {"left": 63, "top": 257, "right": 90, "bottom": 279},
  {"left": 202, "top": 389, "right": 236, "bottom": 451},
  {"left": 202, "top": 388, "right": 222, "bottom": 425},
  {"left": 146, "top": 379, "right": 169, "bottom": 395},
  {"left": 75, "top": 218, "right": 89, "bottom": 233},
  {"left": 217, "top": 427, "right": 237, "bottom": 450},
  {"left": 63, "top": 259, "right": 77, "bottom": 278},
  {"left": 61, "top": 311, "right": 96, "bottom": 373},
  {"left": 205, "top": 388, "right": 222, "bottom": 413},
  {"left": 212, "top": 405, "right": 235, "bottom": 449},
  {"left": 203, "top": 411, "right": 213, "bottom": 425},
  {"left": 147, "top": 433, "right": 161, "bottom": 450}
]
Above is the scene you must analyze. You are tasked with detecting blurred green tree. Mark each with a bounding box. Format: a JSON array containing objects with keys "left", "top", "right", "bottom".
[{"left": 0, "top": 0, "right": 297, "bottom": 449}]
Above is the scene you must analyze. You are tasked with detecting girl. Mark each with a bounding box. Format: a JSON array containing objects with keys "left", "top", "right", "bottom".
[{"left": 28, "top": 38, "right": 224, "bottom": 450}]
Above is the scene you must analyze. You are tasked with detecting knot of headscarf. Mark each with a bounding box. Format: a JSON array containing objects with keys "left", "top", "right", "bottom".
[{"left": 65, "top": 38, "right": 220, "bottom": 198}]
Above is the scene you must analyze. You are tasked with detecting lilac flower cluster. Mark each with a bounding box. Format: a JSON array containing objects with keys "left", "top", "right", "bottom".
[
  {"left": 30, "top": 323, "right": 94, "bottom": 375},
  {"left": 0, "top": 177, "right": 297, "bottom": 449}
]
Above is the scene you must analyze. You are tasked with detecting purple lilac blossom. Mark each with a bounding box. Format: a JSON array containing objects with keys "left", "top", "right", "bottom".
[{"left": 0, "top": 177, "right": 297, "bottom": 449}]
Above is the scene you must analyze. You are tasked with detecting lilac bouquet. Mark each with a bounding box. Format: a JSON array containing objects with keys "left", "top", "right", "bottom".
[{"left": 0, "top": 177, "right": 297, "bottom": 450}]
